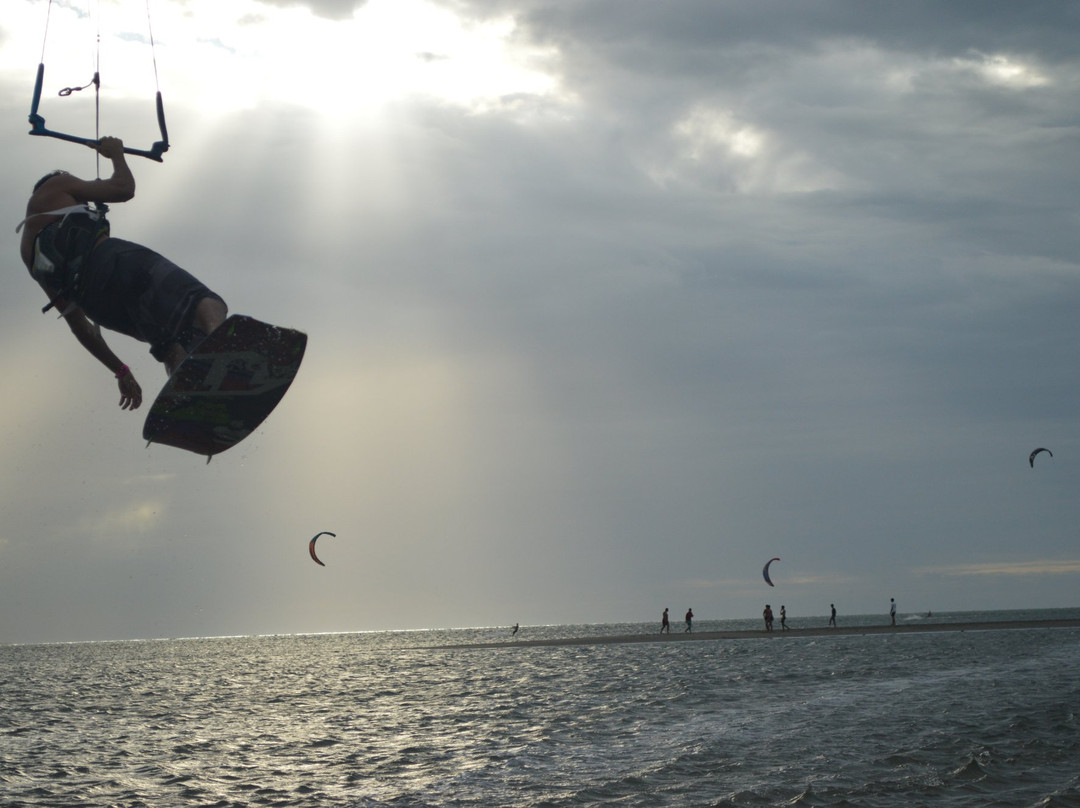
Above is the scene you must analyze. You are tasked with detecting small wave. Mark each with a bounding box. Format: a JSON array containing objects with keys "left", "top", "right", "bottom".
[
  {"left": 1026, "top": 790, "right": 1080, "bottom": 808},
  {"left": 782, "top": 781, "right": 817, "bottom": 805},
  {"left": 950, "top": 755, "right": 989, "bottom": 782}
]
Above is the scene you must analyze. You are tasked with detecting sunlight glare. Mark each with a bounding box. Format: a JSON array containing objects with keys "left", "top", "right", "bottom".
[{"left": 153, "top": 0, "right": 558, "bottom": 119}]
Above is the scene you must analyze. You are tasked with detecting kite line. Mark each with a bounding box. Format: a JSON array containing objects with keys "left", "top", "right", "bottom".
[{"left": 28, "top": 0, "right": 170, "bottom": 163}]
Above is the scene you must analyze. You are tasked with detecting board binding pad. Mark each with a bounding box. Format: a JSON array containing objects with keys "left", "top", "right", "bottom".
[{"left": 142, "top": 314, "right": 307, "bottom": 460}]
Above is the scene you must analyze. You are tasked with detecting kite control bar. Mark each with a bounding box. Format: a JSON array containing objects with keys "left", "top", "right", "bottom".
[{"left": 28, "top": 62, "right": 170, "bottom": 162}]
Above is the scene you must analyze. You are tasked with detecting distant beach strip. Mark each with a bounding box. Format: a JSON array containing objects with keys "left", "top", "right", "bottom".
[{"left": 431, "top": 618, "right": 1080, "bottom": 650}]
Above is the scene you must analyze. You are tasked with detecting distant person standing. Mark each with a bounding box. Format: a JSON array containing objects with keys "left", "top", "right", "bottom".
[
  {"left": 511, "top": 623, "right": 519, "bottom": 637},
  {"left": 685, "top": 608, "right": 694, "bottom": 633},
  {"left": 829, "top": 604, "right": 837, "bottom": 627},
  {"left": 763, "top": 604, "right": 774, "bottom": 631},
  {"left": 890, "top": 598, "right": 897, "bottom": 626},
  {"left": 661, "top": 608, "right": 671, "bottom": 634},
  {"left": 780, "top": 605, "right": 788, "bottom": 630}
]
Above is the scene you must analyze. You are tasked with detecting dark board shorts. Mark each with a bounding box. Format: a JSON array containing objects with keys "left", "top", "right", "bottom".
[{"left": 77, "top": 238, "right": 227, "bottom": 361}]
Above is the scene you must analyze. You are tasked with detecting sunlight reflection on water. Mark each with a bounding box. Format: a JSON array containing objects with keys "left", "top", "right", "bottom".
[{"left": 2, "top": 612, "right": 1079, "bottom": 807}]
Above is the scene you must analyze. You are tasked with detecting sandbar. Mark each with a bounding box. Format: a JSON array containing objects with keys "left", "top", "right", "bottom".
[{"left": 431, "top": 618, "right": 1080, "bottom": 650}]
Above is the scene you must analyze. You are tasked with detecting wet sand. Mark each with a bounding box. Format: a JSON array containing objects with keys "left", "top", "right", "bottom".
[{"left": 433, "top": 618, "right": 1080, "bottom": 650}]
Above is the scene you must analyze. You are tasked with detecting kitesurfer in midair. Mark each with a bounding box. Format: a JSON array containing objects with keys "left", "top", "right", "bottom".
[{"left": 17, "top": 137, "right": 227, "bottom": 409}]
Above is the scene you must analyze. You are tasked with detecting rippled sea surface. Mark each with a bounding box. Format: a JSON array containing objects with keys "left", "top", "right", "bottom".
[{"left": 3, "top": 610, "right": 1080, "bottom": 807}]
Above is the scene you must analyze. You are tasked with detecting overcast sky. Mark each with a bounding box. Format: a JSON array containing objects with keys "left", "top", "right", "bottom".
[{"left": 3, "top": 0, "right": 1080, "bottom": 644}]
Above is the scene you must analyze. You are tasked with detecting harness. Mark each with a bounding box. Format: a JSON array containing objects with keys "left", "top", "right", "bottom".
[{"left": 17, "top": 204, "right": 110, "bottom": 312}]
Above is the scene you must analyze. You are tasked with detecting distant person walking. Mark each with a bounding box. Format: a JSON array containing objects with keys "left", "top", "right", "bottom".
[
  {"left": 780, "top": 605, "right": 788, "bottom": 630},
  {"left": 763, "top": 604, "right": 774, "bottom": 632},
  {"left": 829, "top": 604, "right": 837, "bottom": 627},
  {"left": 890, "top": 598, "right": 897, "bottom": 626},
  {"left": 661, "top": 608, "right": 670, "bottom": 634},
  {"left": 685, "top": 608, "right": 694, "bottom": 633}
]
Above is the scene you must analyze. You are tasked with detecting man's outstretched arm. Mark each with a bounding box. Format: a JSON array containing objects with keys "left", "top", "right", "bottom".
[{"left": 58, "top": 302, "right": 144, "bottom": 410}]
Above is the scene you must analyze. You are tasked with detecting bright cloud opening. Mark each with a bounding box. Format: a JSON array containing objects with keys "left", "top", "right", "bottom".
[
  {"left": 953, "top": 52, "right": 1049, "bottom": 89},
  {"left": 673, "top": 106, "right": 766, "bottom": 161},
  {"left": 656, "top": 104, "right": 845, "bottom": 194}
]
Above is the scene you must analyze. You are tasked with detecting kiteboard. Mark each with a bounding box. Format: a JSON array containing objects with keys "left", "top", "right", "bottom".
[{"left": 142, "top": 315, "right": 307, "bottom": 459}]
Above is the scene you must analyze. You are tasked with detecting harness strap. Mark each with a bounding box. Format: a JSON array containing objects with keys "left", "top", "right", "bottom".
[
  {"left": 27, "top": 204, "right": 110, "bottom": 315},
  {"left": 15, "top": 204, "right": 94, "bottom": 233}
]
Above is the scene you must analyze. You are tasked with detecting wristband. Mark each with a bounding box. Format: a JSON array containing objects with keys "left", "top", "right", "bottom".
[{"left": 115, "top": 364, "right": 130, "bottom": 379}]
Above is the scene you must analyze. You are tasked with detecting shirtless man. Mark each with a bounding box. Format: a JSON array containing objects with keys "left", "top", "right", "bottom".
[{"left": 18, "top": 137, "right": 227, "bottom": 411}]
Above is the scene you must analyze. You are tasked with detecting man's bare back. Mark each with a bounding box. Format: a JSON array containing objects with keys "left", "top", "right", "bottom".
[{"left": 20, "top": 157, "right": 133, "bottom": 272}]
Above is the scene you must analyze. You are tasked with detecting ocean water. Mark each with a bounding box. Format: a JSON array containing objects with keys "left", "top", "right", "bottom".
[{"left": 2, "top": 610, "right": 1079, "bottom": 807}]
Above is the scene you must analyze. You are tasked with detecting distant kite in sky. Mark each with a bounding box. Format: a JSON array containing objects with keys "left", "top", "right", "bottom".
[
  {"left": 309, "top": 531, "right": 336, "bottom": 566},
  {"left": 1029, "top": 448, "right": 1052, "bottom": 468},
  {"left": 763, "top": 557, "right": 781, "bottom": 587}
]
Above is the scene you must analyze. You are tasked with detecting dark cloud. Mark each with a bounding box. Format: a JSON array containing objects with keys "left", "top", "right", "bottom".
[
  {"left": 254, "top": 0, "right": 367, "bottom": 21},
  {"left": 454, "top": 0, "right": 1080, "bottom": 61}
]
